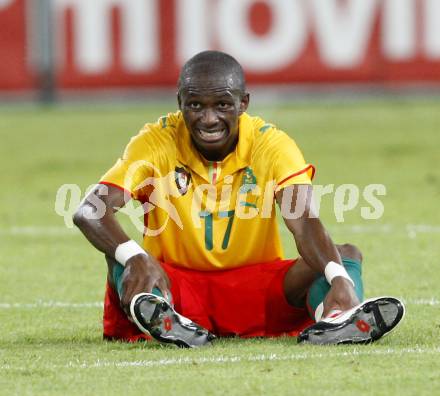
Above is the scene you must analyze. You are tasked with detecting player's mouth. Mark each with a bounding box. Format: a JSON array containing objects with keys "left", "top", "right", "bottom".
[{"left": 196, "top": 128, "right": 227, "bottom": 143}]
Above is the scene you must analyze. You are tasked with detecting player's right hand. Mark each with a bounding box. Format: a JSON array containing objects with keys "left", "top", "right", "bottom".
[
  {"left": 119, "top": 254, "right": 170, "bottom": 315},
  {"left": 322, "top": 277, "right": 359, "bottom": 318}
]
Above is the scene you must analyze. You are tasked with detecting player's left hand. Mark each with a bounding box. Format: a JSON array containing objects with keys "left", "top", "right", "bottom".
[{"left": 322, "top": 277, "right": 359, "bottom": 318}]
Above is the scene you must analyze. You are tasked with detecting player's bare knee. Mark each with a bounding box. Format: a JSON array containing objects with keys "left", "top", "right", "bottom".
[
  {"left": 336, "top": 243, "right": 363, "bottom": 263},
  {"left": 284, "top": 258, "right": 317, "bottom": 308},
  {"left": 285, "top": 290, "right": 308, "bottom": 308}
]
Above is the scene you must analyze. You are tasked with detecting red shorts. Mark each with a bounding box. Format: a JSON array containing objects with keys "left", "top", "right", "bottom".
[{"left": 103, "top": 259, "right": 314, "bottom": 342}]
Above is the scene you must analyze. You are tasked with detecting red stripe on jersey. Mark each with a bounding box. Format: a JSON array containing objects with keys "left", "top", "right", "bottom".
[
  {"left": 277, "top": 164, "right": 316, "bottom": 187},
  {"left": 212, "top": 162, "right": 218, "bottom": 184},
  {"left": 99, "top": 181, "right": 133, "bottom": 198}
]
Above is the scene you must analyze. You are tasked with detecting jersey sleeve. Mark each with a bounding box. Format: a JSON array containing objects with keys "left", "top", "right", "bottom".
[
  {"left": 100, "top": 128, "right": 155, "bottom": 200},
  {"left": 272, "top": 131, "right": 315, "bottom": 193}
]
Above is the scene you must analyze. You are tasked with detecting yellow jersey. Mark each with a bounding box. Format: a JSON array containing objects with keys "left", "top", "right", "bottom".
[{"left": 101, "top": 111, "right": 315, "bottom": 271}]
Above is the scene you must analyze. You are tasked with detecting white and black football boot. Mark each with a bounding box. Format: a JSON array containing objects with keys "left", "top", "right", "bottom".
[
  {"left": 130, "top": 293, "right": 216, "bottom": 348},
  {"left": 298, "top": 296, "right": 405, "bottom": 345}
]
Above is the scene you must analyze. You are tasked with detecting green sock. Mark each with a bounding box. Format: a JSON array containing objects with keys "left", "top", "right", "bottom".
[
  {"left": 112, "top": 262, "right": 166, "bottom": 300},
  {"left": 307, "top": 258, "right": 364, "bottom": 320},
  {"left": 112, "top": 263, "right": 125, "bottom": 299}
]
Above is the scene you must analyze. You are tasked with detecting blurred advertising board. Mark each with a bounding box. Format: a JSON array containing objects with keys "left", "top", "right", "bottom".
[
  {"left": 0, "top": 0, "right": 34, "bottom": 90},
  {"left": 1, "top": 0, "right": 440, "bottom": 91}
]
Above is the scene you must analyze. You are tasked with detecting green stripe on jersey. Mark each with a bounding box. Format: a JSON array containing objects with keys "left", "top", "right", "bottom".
[{"left": 259, "top": 124, "right": 273, "bottom": 133}]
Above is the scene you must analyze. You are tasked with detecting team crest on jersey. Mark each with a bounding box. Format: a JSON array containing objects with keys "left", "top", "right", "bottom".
[
  {"left": 241, "top": 167, "right": 257, "bottom": 189},
  {"left": 239, "top": 167, "right": 259, "bottom": 207},
  {"left": 175, "top": 166, "right": 191, "bottom": 195}
]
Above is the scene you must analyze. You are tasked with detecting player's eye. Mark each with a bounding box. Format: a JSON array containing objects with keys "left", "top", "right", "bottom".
[
  {"left": 188, "top": 102, "right": 202, "bottom": 110},
  {"left": 218, "top": 102, "right": 232, "bottom": 110}
]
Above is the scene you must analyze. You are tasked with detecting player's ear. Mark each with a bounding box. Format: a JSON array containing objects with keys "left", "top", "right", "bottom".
[{"left": 239, "top": 93, "right": 250, "bottom": 114}]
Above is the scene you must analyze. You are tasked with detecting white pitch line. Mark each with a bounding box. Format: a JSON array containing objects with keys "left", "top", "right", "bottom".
[
  {"left": 328, "top": 224, "right": 394, "bottom": 233},
  {"left": 328, "top": 224, "right": 440, "bottom": 239},
  {"left": 2, "top": 347, "right": 439, "bottom": 371},
  {"left": 403, "top": 298, "right": 440, "bottom": 306},
  {"left": 76, "top": 347, "right": 440, "bottom": 369},
  {"left": 0, "top": 301, "right": 103, "bottom": 309},
  {"left": 331, "top": 224, "right": 440, "bottom": 233},
  {"left": 1, "top": 224, "right": 440, "bottom": 237},
  {"left": 0, "top": 226, "right": 78, "bottom": 236},
  {"left": 0, "top": 298, "right": 438, "bottom": 309}
]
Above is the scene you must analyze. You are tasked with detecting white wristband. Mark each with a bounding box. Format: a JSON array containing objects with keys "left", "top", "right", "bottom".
[
  {"left": 115, "top": 240, "right": 148, "bottom": 266},
  {"left": 324, "top": 261, "right": 354, "bottom": 287}
]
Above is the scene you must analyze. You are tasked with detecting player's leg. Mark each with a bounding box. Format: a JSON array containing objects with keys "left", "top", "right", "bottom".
[
  {"left": 105, "top": 256, "right": 215, "bottom": 348},
  {"left": 283, "top": 243, "right": 363, "bottom": 312},
  {"left": 307, "top": 243, "right": 364, "bottom": 320},
  {"left": 107, "top": 255, "right": 165, "bottom": 300},
  {"left": 288, "top": 244, "right": 405, "bottom": 344},
  {"left": 103, "top": 256, "right": 151, "bottom": 342}
]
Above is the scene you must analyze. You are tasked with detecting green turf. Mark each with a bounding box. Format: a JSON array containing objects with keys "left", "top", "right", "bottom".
[{"left": 0, "top": 100, "right": 439, "bottom": 395}]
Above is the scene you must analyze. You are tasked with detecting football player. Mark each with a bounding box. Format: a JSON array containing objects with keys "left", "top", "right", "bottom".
[{"left": 74, "top": 51, "right": 404, "bottom": 347}]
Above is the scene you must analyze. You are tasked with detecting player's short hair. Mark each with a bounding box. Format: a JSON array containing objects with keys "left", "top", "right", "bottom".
[{"left": 178, "top": 51, "right": 246, "bottom": 93}]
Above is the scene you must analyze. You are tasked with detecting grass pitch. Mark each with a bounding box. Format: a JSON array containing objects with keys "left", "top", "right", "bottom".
[{"left": 0, "top": 100, "right": 439, "bottom": 395}]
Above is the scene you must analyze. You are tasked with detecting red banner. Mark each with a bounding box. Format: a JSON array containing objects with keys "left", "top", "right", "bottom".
[
  {"left": 1, "top": 0, "right": 440, "bottom": 91},
  {"left": 0, "top": 0, "right": 34, "bottom": 90}
]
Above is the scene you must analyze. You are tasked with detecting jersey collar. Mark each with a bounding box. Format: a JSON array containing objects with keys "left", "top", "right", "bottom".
[{"left": 176, "top": 112, "right": 254, "bottom": 183}]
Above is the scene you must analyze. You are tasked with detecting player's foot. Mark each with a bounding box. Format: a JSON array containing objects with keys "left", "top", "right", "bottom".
[
  {"left": 298, "top": 296, "right": 405, "bottom": 345},
  {"left": 130, "top": 293, "right": 216, "bottom": 348}
]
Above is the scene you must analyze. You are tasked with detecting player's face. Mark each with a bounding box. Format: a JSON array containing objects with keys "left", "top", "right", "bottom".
[{"left": 178, "top": 74, "right": 249, "bottom": 161}]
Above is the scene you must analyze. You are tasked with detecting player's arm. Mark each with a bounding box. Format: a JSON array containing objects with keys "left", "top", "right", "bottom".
[
  {"left": 275, "top": 184, "right": 358, "bottom": 316},
  {"left": 73, "top": 184, "right": 170, "bottom": 312}
]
